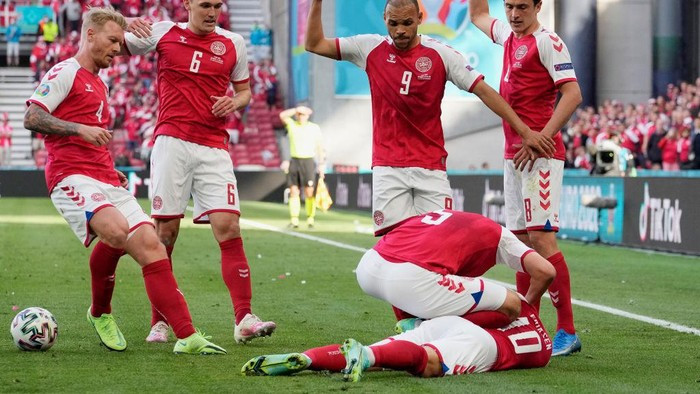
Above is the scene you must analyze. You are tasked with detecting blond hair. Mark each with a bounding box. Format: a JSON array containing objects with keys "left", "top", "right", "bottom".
[{"left": 82, "top": 6, "right": 128, "bottom": 35}]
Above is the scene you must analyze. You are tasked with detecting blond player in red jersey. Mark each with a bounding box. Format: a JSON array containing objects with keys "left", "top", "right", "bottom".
[
  {"left": 123, "top": 0, "right": 276, "bottom": 344},
  {"left": 305, "top": 0, "right": 556, "bottom": 236},
  {"left": 23, "top": 6, "right": 225, "bottom": 355},
  {"left": 242, "top": 295, "right": 551, "bottom": 382},
  {"left": 469, "top": 0, "right": 583, "bottom": 356}
]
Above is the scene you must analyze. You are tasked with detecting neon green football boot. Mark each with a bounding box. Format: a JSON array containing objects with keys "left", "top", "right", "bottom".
[
  {"left": 173, "top": 330, "right": 227, "bottom": 355},
  {"left": 340, "top": 338, "right": 371, "bottom": 383},
  {"left": 86, "top": 307, "right": 127, "bottom": 352},
  {"left": 241, "top": 353, "right": 311, "bottom": 376}
]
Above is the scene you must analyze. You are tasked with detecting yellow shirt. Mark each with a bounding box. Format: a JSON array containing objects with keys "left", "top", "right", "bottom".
[{"left": 284, "top": 118, "right": 322, "bottom": 159}]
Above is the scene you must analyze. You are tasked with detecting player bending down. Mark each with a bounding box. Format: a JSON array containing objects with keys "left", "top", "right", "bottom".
[
  {"left": 24, "top": 6, "right": 225, "bottom": 355},
  {"left": 242, "top": 294, "right": 551, "bottom": 381},
  {"left": 356, "top": 209, "right": 555, "bottom": 332}
]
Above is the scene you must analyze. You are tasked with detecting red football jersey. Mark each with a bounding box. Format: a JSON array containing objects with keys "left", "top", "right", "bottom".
[
  {"left": 27, "top": 58, "right": 119, "bottom": 193},
  {"left": 125, "top": 22, "right": 250, "bottom": 149},
  {"left": 487, "top": 300, "right": 552, "bottom": 370},
  {"left": 490, "top": 20, "right": 577, "bottom": 160},
  {"left": 337, "top": 35, "right": 484, "bottom": 171},
  {"left": 373, "top": 210, "right": 529, "bottom": 277}
]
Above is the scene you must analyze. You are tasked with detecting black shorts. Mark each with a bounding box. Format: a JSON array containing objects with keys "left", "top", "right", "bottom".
[{"left": 288, "top": 157, "right": 316, "bottom": 188}]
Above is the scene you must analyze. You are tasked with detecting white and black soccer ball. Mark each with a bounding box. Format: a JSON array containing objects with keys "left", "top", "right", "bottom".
[{"left": 10, "top": 307, "right": 58, "bottom": 351}]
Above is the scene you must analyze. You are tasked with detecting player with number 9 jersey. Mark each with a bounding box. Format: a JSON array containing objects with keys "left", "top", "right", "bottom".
[{"left": 306, "top": 0, "right": 540, "bottom": 236}]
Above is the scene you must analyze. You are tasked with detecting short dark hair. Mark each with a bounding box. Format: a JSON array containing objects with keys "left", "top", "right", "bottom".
[{"left": 384, "top": 0, "right": 420, "bottom": 12}]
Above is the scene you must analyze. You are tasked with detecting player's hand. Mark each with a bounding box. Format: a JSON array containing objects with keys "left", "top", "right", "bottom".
[
  {"left": 127, "top": 18, "right": 152, "bottom": 38},
  {"left": 210, "top": 95, "right": 237, "bottom": 117},
  {"left": 512, "top": 143, "right": 538, "bottom": 172},
  {"left": 116, "top": 169, "right": 129, "bottom": 188},
  {"left": 522, "top": 130, "right": 555, "bottom": 158},
  {"left": 77, "top": 125, "right": 112, "bottom": 147}
]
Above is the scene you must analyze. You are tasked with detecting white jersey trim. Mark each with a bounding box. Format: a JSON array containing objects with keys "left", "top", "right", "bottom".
[
  {"left": 27, "top": 58, "right": 80, "bottom": 113},
  {"left": 420, "top": 35, "right": 484, "bottom": 93},
  {"left": 337, "top": 34, "right": 387, "bottom": 70},
  {"left": 124, "top": 21, "right": 176, "bottom": 55},
  {"left": 534, "top": 27, "right": 577, "bottom": 86},
  {"left": 214, "top": 27, "right": 250, "bottom": 83}
]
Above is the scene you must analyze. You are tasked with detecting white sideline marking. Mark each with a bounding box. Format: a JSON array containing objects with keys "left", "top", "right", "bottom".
[{"left": 240, "top": 218, "right": 700, "bottom": 337}]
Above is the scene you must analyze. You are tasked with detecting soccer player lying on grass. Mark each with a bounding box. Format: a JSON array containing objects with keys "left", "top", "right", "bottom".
[
  {"left": 23, "top": 6, "right": 225, "bottom": 355},
  {"left": 355, "top": 209, "right": 555, "bottom": 331},
  {"left": 242, "top": 294, "right": 551, "bottom": 381}
]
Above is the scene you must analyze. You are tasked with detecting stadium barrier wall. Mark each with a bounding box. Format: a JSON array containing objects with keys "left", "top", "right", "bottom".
[
  {"left": 323, "top": 172, "right": 700, "bottom": 256},
  {"left": 2, "top": 170, "right": 698, "bottom": 255},
  {"left": 0, "top": 170, "right": 287, "bottom": 202}
]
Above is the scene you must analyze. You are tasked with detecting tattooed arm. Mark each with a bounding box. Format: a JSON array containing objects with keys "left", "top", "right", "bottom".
[{"left": 24, "top": 104, "right": 113, "bottom": 147}]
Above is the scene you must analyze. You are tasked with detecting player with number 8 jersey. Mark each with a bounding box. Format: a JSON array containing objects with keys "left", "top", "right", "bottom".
[{"left": 123, "top": 0, "right": 276, "bottom": 344}]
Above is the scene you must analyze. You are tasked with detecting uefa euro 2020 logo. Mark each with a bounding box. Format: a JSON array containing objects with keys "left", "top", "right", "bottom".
[{"left": 418, "top": 0, "right": 470, "bottom": 40}]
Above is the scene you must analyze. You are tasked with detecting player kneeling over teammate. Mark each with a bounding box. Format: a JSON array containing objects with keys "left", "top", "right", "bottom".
[
  {"left": 24, "top": 6, "right": 224, "bottom": 355},
  {"left": 242, "top": 294, "right": 551, "bottom": 381},
  {"left": 355, "top": 209, "right": 555, "bottom": 331}
]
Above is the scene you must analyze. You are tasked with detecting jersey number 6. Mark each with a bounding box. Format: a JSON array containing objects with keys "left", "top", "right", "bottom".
[{"left": 190, "top": 51, "right": 203, "bottom": 73}]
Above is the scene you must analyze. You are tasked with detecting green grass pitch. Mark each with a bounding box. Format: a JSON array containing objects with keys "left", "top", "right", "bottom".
[{"left": 0, "top": 198, "right": 699, "bottom": 393}]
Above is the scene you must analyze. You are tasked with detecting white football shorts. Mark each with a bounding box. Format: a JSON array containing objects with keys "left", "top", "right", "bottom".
[
  {"left": 372, "top": 166, "right": 453, "bottom": 235},
  {"left": 150, "top": 135, "right": 240, "bottom": 223},
  {"left": 356, "top": 249, "right": 507, "bottom": 318},
  {"left": 372, "top": 315, "right": 498, "bottom": 375},
  {"left": 51, "top": 174, "right": 152, "bottom": 247},
  {"left": 504, "top": 158, "right": 563, "bottom": 234}
]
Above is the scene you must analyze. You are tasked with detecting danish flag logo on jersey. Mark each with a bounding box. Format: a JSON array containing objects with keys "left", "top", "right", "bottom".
[
  {"left": 415, "top": 56, "right": 432, "bottom": 73},
  {"left": 210, "top": 41, "right": 226, "bottom": 56},
  {"left": 515, "top": 45, "right": 528, "bottom": 60}
]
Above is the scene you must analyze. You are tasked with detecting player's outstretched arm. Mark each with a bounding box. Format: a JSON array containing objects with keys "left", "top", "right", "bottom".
[
  {"left": 469, "top": 0, "right": 496, "bottom": 37},
  {"left": 305, "top": 0, "right": 339, "bottom": 59},
  {"left": 24, "top": 104, "right": 112, "bottom": 147},
  {"left": 472, "top": 80, "right": 556, "bottom": 157},
  {"left": 521, "top": 252, "right": 556, "bottom": 306}
]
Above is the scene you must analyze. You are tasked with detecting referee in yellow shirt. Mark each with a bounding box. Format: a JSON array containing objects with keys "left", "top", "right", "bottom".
[{"left": 280, "top": 106, "right": 325, "bottom": 228}]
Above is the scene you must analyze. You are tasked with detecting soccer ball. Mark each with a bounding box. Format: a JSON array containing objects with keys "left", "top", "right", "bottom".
[{"left": 10, "top": 307, "right": 58, "bottom": 351}]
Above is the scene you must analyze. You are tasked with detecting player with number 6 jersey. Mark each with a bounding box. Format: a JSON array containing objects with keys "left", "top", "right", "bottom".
[
  {"left": 356, "top": 209, "right": 555, "bottom": 330},
  {"left": 123, "top": 0, "right": 275, "bottom": 344},
  {"left": 305, "top": 0, "right": 555, "bottom": 236}
]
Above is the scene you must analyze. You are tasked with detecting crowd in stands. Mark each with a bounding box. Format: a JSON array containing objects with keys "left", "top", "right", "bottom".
[
  {"left": 563, "top": 79, "right": 700, "bottom": 173},
  {"left": 21, "top": 0, "right": 280, "bottom": 168}
]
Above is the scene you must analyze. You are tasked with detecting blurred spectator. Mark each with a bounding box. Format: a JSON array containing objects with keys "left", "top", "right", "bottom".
[
  {"left": 0, "top": 112, "right": 12, "bottom": 166},
  {"left": 658, "top": 127, "right": 680, "bottom": 171},
  {"left": 5, "top": 18, "right": 21, "bottom": 66},
  {"left": 678, "top": 127, "right": 692, "bottom": 169},
  {"left": 59, "top": 0, "right": 82, "bottom": 35},
  {"left": 573, "top": 146, "right": 591, "bottom": 170},
  {"left": 250, "top": 20, "right": 271, "bottom": 62},
  {"left": 146, "top": 0, "right": 170, "bottom": 22}
]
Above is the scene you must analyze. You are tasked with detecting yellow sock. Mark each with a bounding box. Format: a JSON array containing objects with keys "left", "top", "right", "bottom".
[
  {"left": 305, "top": 197, "right": 316, "bottom": 221},
  {"left": 290, "top": 196, "right": 301, "bottom": 225}
]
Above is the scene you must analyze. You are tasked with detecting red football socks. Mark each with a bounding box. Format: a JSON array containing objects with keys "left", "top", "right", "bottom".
[
  {"left": 370, "top": 340, "right": 428, "bottom": 375},
  {"left": 150, "top": 245, "right": 174, "bottom": 326},
  {"left": 89, "top": 241, "right": 122, "bottom": 316},
  {"left": 547, "top": 252, "right": 576, "bottom": 333},
  {"left": 303, "top": 344, "right": 345, "bottom": 371},
  {"left": 392, "top": 306, "right": 416, "bottom": 321},
  {"left": 142, "top": 259, "right": 195, "bottom": 339},
  {"left": 220, "top": 237, "right": 252, "bottom": 324}
]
